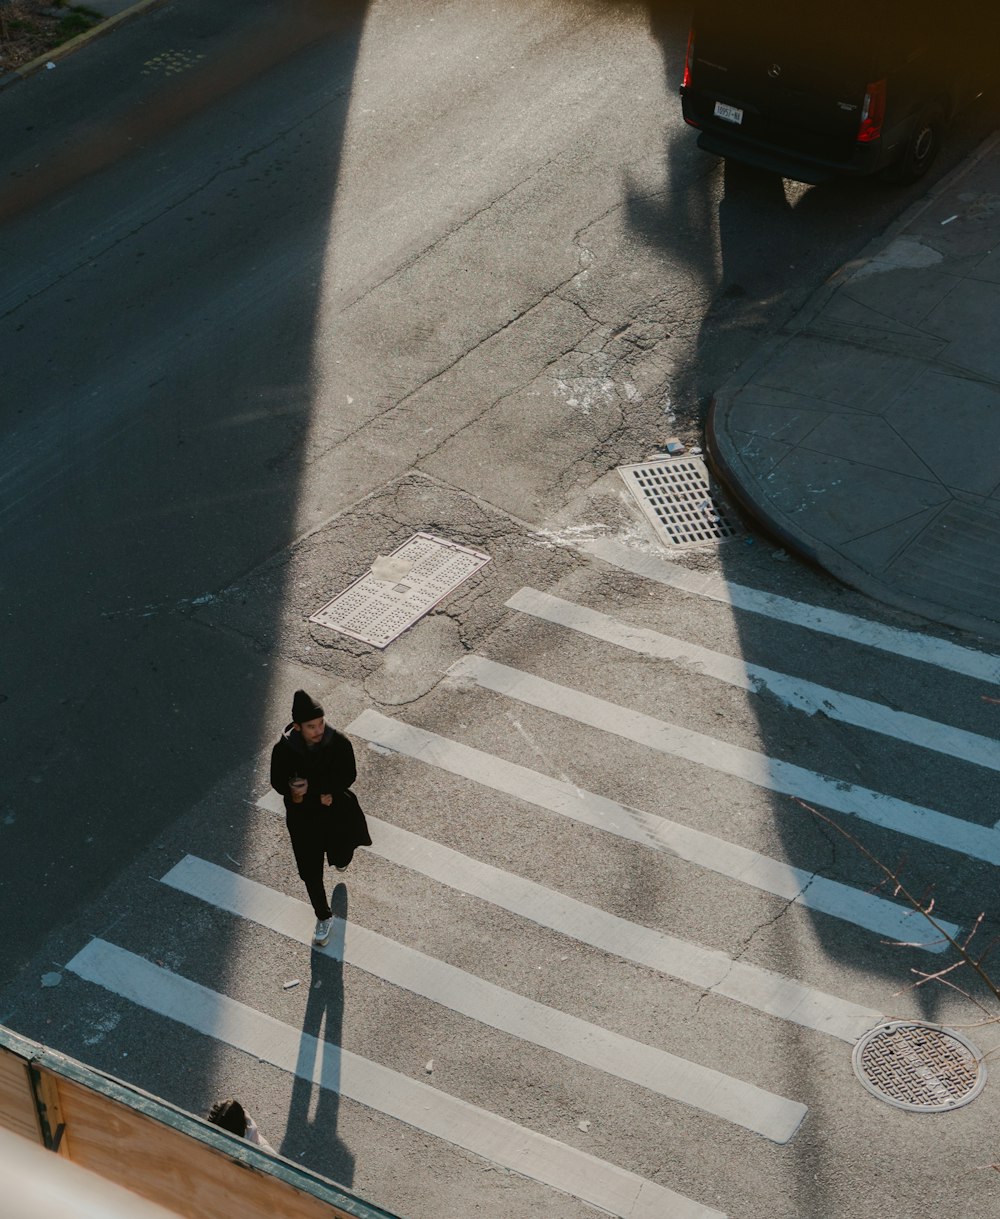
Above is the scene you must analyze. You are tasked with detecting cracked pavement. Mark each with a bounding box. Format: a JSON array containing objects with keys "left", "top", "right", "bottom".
[{"left": 4, "top": 2, "right": 1000, "bottom": 1218}]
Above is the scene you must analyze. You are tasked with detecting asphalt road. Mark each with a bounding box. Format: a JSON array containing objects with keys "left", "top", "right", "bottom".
[{"left": 3, "top": 3, "right": 1000, "bottom": 1217}]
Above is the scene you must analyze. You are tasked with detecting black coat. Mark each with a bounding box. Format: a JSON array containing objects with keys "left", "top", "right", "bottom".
[{"left": 269, "top": 724, "right": 371, "bottom": 858}]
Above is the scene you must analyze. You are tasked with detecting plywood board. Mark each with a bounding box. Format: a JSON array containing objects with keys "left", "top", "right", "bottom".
[
  {"left": 0, "top": 1045, "right": 41, "bottom": 1144},
  {"left": 56, "top": 1075, "right": 358, "bottom": 1219}
]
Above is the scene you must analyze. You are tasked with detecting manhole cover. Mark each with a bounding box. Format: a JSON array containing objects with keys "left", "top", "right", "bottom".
[
  {"left": 619, "top": 456, "right": 742, "bottom": 549},
  {"left": 310, "top": 533, "right": 491, "bottom": 648},
  {"left": 852, "top": 1021, "right": 987, "bottom": 1112}
]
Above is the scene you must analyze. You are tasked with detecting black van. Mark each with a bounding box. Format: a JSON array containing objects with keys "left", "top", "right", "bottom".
[{"left": 679, "top": 2, "right": 983, "bottom": 184}]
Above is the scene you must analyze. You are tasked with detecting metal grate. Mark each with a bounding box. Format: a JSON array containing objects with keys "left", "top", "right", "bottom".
[
  {"left": 310, "top": 533, "right": 491, "bottom": 648},
  {"left": 619, "top": 456, "right": 742, "bottom": 548},
  {"left": 852, "top": 1021, "right": 986, "bottom": 1112}
]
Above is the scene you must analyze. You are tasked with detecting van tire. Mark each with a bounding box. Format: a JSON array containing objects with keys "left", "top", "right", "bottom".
[{"left": 884, "top": 103, "right": 944, "bottom": 184}]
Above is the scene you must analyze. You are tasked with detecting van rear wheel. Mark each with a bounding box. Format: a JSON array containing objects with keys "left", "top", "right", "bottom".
[{"left": 884, "top": 103, "right": 944, "bottom": 184}]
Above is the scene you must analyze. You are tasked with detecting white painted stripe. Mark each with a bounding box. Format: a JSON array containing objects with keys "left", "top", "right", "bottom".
[
  {"left": 581, "top": 537, "right": 1000, "bottom": 684},
  {"left": 346, "top": 711, "right": 954, "bottom": 951},
  {"left": 257, "top": 785, "right": 881, "bottom": 1040},
  {"left": 364, "top": 821, "right": 880, "bottom": 1043},
  {"left": 164, "top": 855, "right": 804, "bottom": 1142},
  {"left": 507, "top": 587, "right": 1000, "bottom": 774},
  {"left": 67, "top": 940, "right": 722, "bottom": 1219},
  {"left": 451, "top": 654, "right": 1000, "bottom": 872}
]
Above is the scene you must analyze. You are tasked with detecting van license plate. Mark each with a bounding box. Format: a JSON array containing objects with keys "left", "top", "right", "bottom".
[{"left": 714, "top": 102, "right": 743, "bottom": 125}]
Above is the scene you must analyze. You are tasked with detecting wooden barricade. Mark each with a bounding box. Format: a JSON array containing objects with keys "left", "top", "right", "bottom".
[{"left": 0, "top": 1024, "right": 401, "bottom": 1219}]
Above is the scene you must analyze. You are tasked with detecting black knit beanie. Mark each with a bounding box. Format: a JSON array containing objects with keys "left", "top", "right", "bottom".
[{"left": 292, "top": 689, "right": 324, "bottom": 724}]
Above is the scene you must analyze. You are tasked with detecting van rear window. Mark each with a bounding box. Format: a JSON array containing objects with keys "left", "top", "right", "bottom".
[
  {"left": 692, "top": 0, "right": 919, "bottom": 57},
  {"left": 691, "top": 0, "right": 919, "bottom": 77}
]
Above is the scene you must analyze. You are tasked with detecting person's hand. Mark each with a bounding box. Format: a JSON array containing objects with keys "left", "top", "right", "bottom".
[
  {"left": 289, "top": 777, "right": 308, "bottom": 803},
  {"left": 320, "top": 793, "right": 333, "bottom": 806}
]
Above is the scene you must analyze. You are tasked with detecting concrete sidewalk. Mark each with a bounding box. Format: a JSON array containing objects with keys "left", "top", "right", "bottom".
[{"left": 707, "top": 133, "right": 1000, "bottom": 644}]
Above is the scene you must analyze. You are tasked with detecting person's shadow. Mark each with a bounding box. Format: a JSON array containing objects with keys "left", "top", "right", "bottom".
[{"left": 281, "top": 882, "right": 355, "bottom": 1185}]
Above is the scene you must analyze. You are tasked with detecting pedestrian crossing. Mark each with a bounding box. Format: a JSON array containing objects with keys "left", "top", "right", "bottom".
[
  {"left": 63, "top": 544, "right": 1000, "bottom": 1219},
  {"left": 507, "top": 586, "right": 1000, "bottom": 772},
  {"left": 580, "top": 537, "right": 1000, "bottom": 682},
  {"left": 68, "top": 938, "right": 718, "bottom": 1219},
  {"left": 161, "top": 854, "right": 805, "bottom": 1142},
  {"left": 448, "top": 654, "right": 1000, "bottom": 868},
  {"left": 347, "top": 712, "right": 958, "bottom": 947},
  {"left": 321, "top": 807, "right": 882, "bottom": 1043}
]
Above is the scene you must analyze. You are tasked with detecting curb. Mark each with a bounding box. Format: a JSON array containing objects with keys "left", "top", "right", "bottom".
[
  {"left": 787, "top": 126, "right": 1000, "bottom": 338},
  {"left": 706, "top": 371, "right": 1000, "bottom": 643},
  {"left": 707, "top": 398, "right": 1000, "bottom": 643},
  {"left": 704, "top": 127, "right": 1000, "bottom": 643},
  {"left": 0, "top": 0, "right": 169, "bottom": 90}
]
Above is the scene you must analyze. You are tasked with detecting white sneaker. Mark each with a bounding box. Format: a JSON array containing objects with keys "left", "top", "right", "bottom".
[{"left": 313, "top": 917, "right": 333, "bottom": 947}]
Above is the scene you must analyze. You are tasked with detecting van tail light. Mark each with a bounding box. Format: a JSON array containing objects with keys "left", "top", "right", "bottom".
[
  {"left": 857, "top": 79, "right": 887, "bottom": 142},
  {"left": 682, "top": 26, "right": 695, "bottom": 89}
]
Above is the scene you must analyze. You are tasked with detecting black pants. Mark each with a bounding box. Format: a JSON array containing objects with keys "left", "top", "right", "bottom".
[{"left": 287, "top": 819, "right": 354, "bottom": 920}]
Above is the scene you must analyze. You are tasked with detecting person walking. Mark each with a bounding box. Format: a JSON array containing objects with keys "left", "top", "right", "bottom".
[{"left": 269, "top": 689, "right": 371, "bottom": 947}]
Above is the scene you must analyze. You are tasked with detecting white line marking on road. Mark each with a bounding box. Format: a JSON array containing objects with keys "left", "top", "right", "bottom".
[
  {"left": 450, "top": 654, "right": 1000, "bottom": 872},
  {"left": 345, "top": 711, "right": 954, "bottom": 951},
  {"left": 581, "top": 537, "right": 1000, "bottom": 684},
  {"left": 259, "top": 784, "right": 881, "bottom": 1039},
  {"left": 164, "top": 855, "right": 805, "bottom": 1142},
  {"left": 507, "top": 587, "right": 1000, "bottom": 773},
  {"left": 364, "top": 821, "right": 881, "bottom": 1043},
  {"left": 67, "top": 939, "right": 725, "bottom": 1219},
  {"left": 268, "top": 786, "right": 881, "bottom": 1042}
]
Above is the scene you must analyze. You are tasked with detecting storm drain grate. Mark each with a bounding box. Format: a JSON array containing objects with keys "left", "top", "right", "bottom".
[
  {"left": 619, "top": 456, "right": 742, "bottom": 548},
  {"left": 852, "top": 1021, "right": 987, "bottom": 1112},
  {"left": 309, "top": 533, "right": 491, "bottom": 648}
]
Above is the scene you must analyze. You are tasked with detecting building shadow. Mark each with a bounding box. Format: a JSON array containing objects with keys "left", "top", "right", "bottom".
[
  {"left": 0, "top": 0, "right": 369, "bottom": 1191},
  {"left": 625, "top": 5, "right": 1000, "bottom": 1214},
  {"left": 0, "top": 0, "right": 368, "bottom": 979}
]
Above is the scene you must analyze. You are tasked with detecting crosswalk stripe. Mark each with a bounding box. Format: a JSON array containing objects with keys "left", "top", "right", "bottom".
[
  {"left": 507, "top": 587, "right": 1000, "bottom": 773},
  {"left": 67, "top": 939, "right": 726, "bottom": 1219},
  {"left": 346, "top": 711, "right": 955, "bottom": 950},
  {"left": 363, "top": 819, "right": 881, "bottom": 1043},
  {"left": 258, "top": 786, "right": 882, "bottom": 1040},
  {"left": 450, "top": 654, "right": 1000, "bottom": 871},
  {"left": 163, "top": 855, "right": 805, "bottom": 1142},
  {"left": 580, "top": 537, "right": 1000, "bottom": 684}
]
